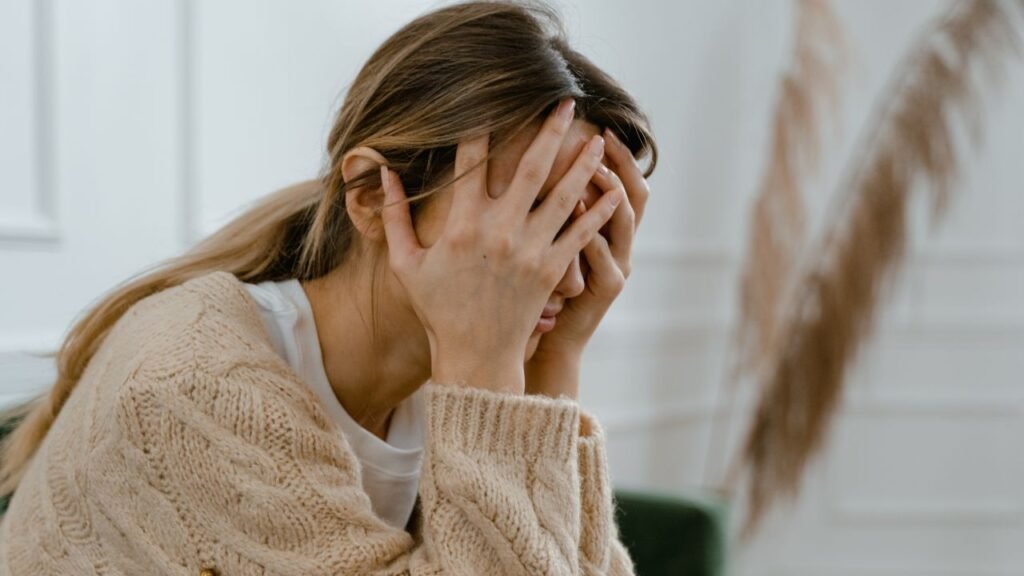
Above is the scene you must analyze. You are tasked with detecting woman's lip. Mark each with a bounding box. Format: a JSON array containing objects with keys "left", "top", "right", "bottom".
[
  {"left": 541, "top": 306, "right": 562, "bottom": 318},
  {"left": 535, "top": 316, "right": 557, "bottom": 333}
]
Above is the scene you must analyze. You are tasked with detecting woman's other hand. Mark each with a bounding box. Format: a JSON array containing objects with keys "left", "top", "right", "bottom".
[
  {"left": 379, "top": 100, "right": 624, "bottom": 395},
  {"left": 525, "top": 128, "right": 649, "bottom": 400}
]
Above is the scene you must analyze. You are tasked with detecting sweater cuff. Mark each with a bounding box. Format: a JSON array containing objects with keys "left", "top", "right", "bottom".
[
  {"left": 423, "top": 383, "right": 580, "bottom": 464},
  {"left": 578, "top": 411, "right": 611, "bottom": 493},
  {"left": 578, "top": 409, "right": 619, "bottom": 571}
]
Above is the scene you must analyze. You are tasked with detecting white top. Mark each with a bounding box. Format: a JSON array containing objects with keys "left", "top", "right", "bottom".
[{"left": 242, "top": 279, "right": 425, "bottom": 531}]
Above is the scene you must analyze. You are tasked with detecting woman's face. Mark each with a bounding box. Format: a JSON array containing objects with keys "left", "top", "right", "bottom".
[{"left": 414, "top": 118, "right": 605, "bottom": 361}]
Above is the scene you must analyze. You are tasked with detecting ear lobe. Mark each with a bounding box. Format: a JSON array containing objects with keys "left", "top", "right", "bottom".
[{"left": 341, "top": 146, "right": 390, "bottom": 242}]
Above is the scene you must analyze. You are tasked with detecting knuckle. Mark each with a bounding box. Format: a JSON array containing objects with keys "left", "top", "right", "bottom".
[
  {"left": 516, "top": 251, "right": 543, "bottom": 279},
  {"left": 387, "top": 249, "right": 409, "bottom": 273},
  {"left": 606, "top": 164, "right": 623, "bottom": 183},
  {"left": 606, "top": 194, "right": 622, "bottom": 215},
  {"left": 447, "top": 224, "right": 479, "bottom": 248},
  {"left": 553, "top": 190, "right": 576, "bottom": 213},
  {"left": 624, "top": 202, "right": 636, "bottom": 224},
  {"left": 547, "top": 118, "right": 570, "bottom": 138},
  {"left": 569, "top": 225, "right": 592, "bottom": 249},
  {"left": 488, "top": 233, "right": 516, "bottom": 259},
  {"left": 540, "top": 262, "right": 564, "bottom": 286},
  {"left": 458, "top": 152, "right": 484, "bottom": 172},
  {"left": 520, "top": 162, "right": 546, "bottom": 188},
  {"left": 637, "top": 178, "right": 651, "bottom": 198},
  {"left": 608, "top": 273, "right": 626, "bottom": 293}
]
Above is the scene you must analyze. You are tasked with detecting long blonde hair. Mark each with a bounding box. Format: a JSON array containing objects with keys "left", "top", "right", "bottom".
[{"left": 0, "top": 0, "right": 657, "bottom": 499}]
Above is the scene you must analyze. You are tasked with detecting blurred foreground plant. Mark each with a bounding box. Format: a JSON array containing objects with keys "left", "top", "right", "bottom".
[{"left": 732, "top": 0, "right": 1024, "bottom": 534}]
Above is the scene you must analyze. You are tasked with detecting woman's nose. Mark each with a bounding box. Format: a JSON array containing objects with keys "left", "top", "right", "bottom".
[{"left": 555, "top": 253, "right": 585, "bottom": 299}]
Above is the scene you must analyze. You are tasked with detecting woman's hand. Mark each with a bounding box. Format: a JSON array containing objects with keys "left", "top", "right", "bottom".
[
  {"left": 379, "top": 100, "right": 625, "bottom": 395},
  {"left": 525, "top": 128, "right": 650, "bottom": 400}
]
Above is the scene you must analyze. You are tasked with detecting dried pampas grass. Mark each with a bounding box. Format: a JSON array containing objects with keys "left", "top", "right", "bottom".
[
  {"left": 737, "top": 0, "right": 846, "bottom": 378},
  {"left": 738, "top": 0, "right": 1024, "bottom": 533}
]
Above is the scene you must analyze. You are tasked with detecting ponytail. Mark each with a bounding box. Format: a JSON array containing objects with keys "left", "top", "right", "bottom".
[{"left": 0, "top": 179, "right": 327, "bottom": 498}]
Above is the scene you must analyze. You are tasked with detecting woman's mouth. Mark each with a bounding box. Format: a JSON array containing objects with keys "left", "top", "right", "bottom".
[{"left": 534, "top": 305, "right": 562, "bottom": 334}]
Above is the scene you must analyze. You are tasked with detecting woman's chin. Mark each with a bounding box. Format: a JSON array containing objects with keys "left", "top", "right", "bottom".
[{"left": 524, "top": 333, "right": 541, "bottom": 363}]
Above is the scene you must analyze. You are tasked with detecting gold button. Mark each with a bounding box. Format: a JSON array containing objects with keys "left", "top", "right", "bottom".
[{"left": 200, "top": 569, "right": 218, "bottom": 576}]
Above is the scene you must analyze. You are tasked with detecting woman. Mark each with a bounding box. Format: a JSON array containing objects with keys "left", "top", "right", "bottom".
[{"left": 0, "top": 1, "right": 656, "bottom": 574}]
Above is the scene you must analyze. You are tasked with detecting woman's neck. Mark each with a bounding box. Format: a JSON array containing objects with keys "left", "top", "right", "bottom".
[{"left": 301, "top": 262, "right": 431, "bottom": 441}]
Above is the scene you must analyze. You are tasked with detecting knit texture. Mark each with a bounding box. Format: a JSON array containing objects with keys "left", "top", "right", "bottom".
[{"left": 0, "top": 271, "right": 634, "bottom": 575}]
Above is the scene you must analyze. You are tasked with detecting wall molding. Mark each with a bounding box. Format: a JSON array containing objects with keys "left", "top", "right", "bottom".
[
  {"left": 0, "top": 394, "right": 42, "bottom": 409},
  {"left": 841, "top": 397, "right": 1024, "bottom": 417},
  {"left": 0, "top": 330, "right": 60, "bottom": 356},
  {"left": 631, "top": 241, "right": 1024, "bottom": 265},
  {"left": 827, "top": 499, "right": 1024, "bottom": 525},
  {"left": 770, "top": 567, "right": 1021, "bottom": 576},
  {"left": 0, "top": 214, "right": 59, "bottom": 243},
  {"left": 823, "top": 407, "right": 1024, "bottom": 526},
  {"left": 0, "top": 0, "right": 59, "bottom": 244},
  {"left": 594, "top": 401, "right": 718, "bottom": 433},
  {"left": 177, "top": 0, "right": 200, "bottom": 249},
  {"left": 593, "top": 310, "right": 1024, "bottom": 338},
  {"left": 0, "top": 347, "right": 56, "bottom": 404}
]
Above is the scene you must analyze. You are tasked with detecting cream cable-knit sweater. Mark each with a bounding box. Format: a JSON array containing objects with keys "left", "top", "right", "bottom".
[{"left": 0, "top": 271, "right": 635, "bottom": 575}]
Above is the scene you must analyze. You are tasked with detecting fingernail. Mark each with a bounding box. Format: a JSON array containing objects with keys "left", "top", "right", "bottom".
[
  {"left": 597, "top": 163, "right": 610, "bottom": 176},
  {"left": 605, "top": 128, "right": 623, "bottom": 148},
  {"left": 557, "top": 98, "right": 576, "bottom": 121},
  {"left": 380, "top": 166, "right": 388, "bottom": 188},
  {"left": 610, "top": 190, "right": 622, "bottom": 208},
  {"left": 574, "top": 199, "right": 586, "bottom": 217},
  {"left": 588, "top": 135, "right": 605, "bottom": 156}
]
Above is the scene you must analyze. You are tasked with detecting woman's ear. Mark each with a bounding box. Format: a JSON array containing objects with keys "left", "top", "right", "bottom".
[{"left": 341, "top": 146, "right": 390, "bottom": 242}]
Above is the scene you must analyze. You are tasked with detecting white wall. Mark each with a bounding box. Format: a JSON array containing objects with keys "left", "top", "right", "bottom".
[{"left": 2, "top": 1, "right": 1024, "bottom": 573}]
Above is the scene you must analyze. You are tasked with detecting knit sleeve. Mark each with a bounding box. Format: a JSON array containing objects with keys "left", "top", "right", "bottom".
[
  {"left": 114, "top": 364, "right": 587, "bottom": 575},
  {"left": 577, "top": 410, "right": 636, "bottom": 575}
]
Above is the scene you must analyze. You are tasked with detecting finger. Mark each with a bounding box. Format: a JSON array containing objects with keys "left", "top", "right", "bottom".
[
  {"left": 529, "top": 134, "right": 606, "bottom": 242},
  {"left": 552, "top": 184, "right": 624, "bottom": 263},
  {"left": 581, "top": 230, "right": 626, "bottom": 295},
  {"left": 448, "top": 133, "right": 490, "bottom": 224},
  {"left": 379, "top": 166, "right": 422, "bottom": 265},
  {"left": 604, "top": 128, "right": 649, "bottom": 229},
  {"left": 503, "top": 98, "right": 577, "bottom": 216},
  {"left": 591, "top": 165, "right": 635, "bottom": 268}
]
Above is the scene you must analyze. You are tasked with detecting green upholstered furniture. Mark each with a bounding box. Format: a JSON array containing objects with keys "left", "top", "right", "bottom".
[
  {"left": 0, "top": 416, "right": 726, "bottom": 575},
  {"left": 614, "top": 489, "right": 726, "bottom": 576},
  {"left": 0, "top": 412, "right": 17, "bottom": 518}
]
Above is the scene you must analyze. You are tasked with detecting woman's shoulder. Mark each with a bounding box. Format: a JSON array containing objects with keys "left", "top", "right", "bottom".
[
  {"left": 85, "top": 270, "right": 330, "bottom": 423},
  {"left": 112, "top": 271, "right": 277, "bottom": 375},
  {"left": 109, "top": 270, "right": 337, "bottom": 433},
  {"left": 123, "top": 270, "right": 261, "bottom": 340}
]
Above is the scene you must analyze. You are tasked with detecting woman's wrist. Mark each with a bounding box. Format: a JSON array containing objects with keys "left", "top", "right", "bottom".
[
  {"left": 525, "top": 350, "right": 583, "bottom": 400},
  {"left": 432, "top": 351, "right": 526, "bottom": 395}
]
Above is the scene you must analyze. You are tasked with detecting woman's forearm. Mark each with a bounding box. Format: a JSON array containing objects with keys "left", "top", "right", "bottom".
[{"left": 525, "top": 350, "right": 583, "bottom": 402}]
